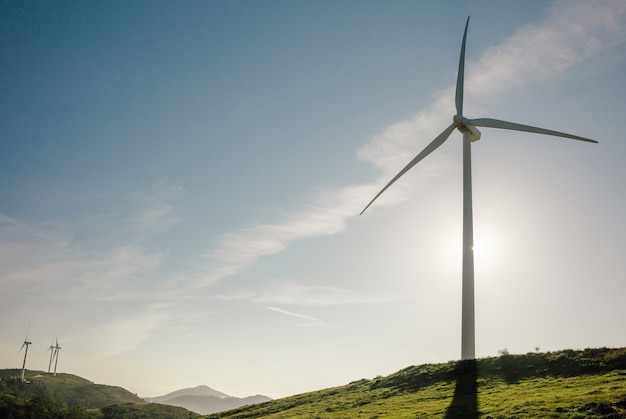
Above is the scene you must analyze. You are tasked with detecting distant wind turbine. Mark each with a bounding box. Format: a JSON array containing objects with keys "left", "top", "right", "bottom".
[
  {"left": 47, "top": 339, "right": 56, "bottom": 373},
  {"left": 19, "top": 331, "right": 32, "bottom": 382},
  {"left": 361, "top": 17, "right": 597, "bottom": 360},
  {"left": 53, "top": 338, "right": 61, "bottom": 377}
]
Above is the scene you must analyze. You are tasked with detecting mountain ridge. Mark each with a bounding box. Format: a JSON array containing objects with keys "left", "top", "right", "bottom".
[
  {"left": 145, "top": 384, "right": 230, "bottom": 401},
  {"left": 144, "top": 384, "right": 271, "bottom": 415}
]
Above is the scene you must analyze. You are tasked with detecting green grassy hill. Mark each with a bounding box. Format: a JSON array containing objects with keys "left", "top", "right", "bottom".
[
  {"left": 0, "top": 369, "right": 197, "bottom": 418},
  {"left": 30, "top": 371, "right": 142, "bottom": 408},
  {"left": 204, "top": 347, "right": 626, "bottom": 419},
  {"left": 0, "top": 369, "right": 142, "bottom": 409}
]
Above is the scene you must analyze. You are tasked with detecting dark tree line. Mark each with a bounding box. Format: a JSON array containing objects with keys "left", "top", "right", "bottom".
[{"left": 0, "top": 376, "right": 91, "bottom": 418}]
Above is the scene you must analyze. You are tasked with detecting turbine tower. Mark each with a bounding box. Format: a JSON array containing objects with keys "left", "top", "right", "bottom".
[
  {"left": 53, "top": 338, "right": 61, "bottom": 377},
  {"left": 19, "top": 335, "right": 32, "bottom": 382},
  {"left": 361, "top": 17, "right": 597, "bottom": 360},
  {"left": 47, "top": 339, "right": 56, "bottom": 373}
]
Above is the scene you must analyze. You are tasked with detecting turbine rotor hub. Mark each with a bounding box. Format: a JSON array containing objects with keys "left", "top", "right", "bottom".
[
  {"left": 453, "top": 114, "right": 465, "bottom": 131},
  {"left": 452, "top": 115, "right": 481, "bottom": 141}
]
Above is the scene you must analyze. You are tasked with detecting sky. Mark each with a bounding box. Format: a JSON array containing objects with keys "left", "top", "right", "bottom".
[{"left": 1, "top": 0, "right": 626, "bottom": 400}]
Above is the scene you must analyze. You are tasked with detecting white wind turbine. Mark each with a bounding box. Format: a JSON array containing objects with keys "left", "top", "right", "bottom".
[
  {"left": 53, "top": 338, "right": 61, "bottom": 377},
  {"left": 361, "top": 17, "right": 597, "bottom": 360},
  {"left": 19, "top": 331, "right": 32, "bottom": 382},
  {"left": 47, "top": 339, "right": 56, "bottom": 373}
]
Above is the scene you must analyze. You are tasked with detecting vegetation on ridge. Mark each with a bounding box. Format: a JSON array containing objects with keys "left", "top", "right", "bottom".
[{"left": 205, "top": 347, "right": 626, "bottom": 419}]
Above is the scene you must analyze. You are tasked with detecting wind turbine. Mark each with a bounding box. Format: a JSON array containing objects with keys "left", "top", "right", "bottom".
[
  {"left": 53, "top": 338, "right": 61, "bottom": 377},
  {"left": 19, "top": 332, "right": 32, "bottom": 382},
  {"left": 361, "top": 16, "right": 597, "bottom": 360},
  {"left": 47, "top": 339, "right": 56, "bottom": 373}
]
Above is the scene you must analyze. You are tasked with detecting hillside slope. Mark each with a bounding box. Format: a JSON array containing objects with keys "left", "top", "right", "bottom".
[
  {"left": 206, "top": 347, "right": 626, "bottom": 419},
  {"left": 31, "top": 371, "right": 143, "bottom": 408},
  {"left": 0, "top": 369, "right": 197, "bottom": 418}
]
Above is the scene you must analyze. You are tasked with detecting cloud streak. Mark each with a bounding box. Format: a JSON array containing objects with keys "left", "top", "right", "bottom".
[
  {"left": 468, "top": 0, "right": 626, "bottom": 101},
  {"left": 196, "top": 184, "right": 376, "bottom": 288},
  {"left": 267, "top": 307, "right": 324, "bottom": 327},
  {"left": 70, "top": 303, "right": 172, "bottom": 358},
  {"left": 215, "top": 280, "right": 417, "bottom": 306},
  {"left": 0, "top": 182, "right": 181, "bottom": 299}
]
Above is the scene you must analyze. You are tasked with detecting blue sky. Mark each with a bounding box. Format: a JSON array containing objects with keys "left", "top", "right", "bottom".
[{"left": 2, "top": 0, "right": 626, "bottom": 399}]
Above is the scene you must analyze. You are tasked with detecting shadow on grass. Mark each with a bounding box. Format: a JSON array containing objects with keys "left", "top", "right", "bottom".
[{"left": 444, "top": 359, "right": 478, "bottom": 419}]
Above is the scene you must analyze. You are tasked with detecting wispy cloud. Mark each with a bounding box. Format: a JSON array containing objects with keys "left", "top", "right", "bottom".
[
  {"left": 194, "top": 184, "right": 376, "bottom": 288},
  {"left": 467, "top": 0, "right": 626, "bottom": 102},
  {"left": 214, "top": 279, "right": 416, "bottom": 307},
  {"left": 267, "top": 306, "right": 324, "bottom": 327},
  {"left": 70, "top": 303, "right": 172, "bottom": 358},
  {"left": 0, "top": 182, "right": 181, "bottom": 299},
  {"left": 196, "top": 0, "right": 626, "bottom": 289}
]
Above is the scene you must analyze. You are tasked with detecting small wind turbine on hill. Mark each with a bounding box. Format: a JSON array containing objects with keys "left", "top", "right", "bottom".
[
  {"left": 48, "top": 339, "right": 56, "bottom": 373},
  {"left": 48, "top": 337, "right": 61, "bottom": 375},
  {"left": 53, "top": 338, "right": 61, "bottom": 377},
  {"left": 19, "top": 332, "right": 32, "bottom": 382},
  {"left": 361, "top": 17, "right": 597, "bottom": 360}
]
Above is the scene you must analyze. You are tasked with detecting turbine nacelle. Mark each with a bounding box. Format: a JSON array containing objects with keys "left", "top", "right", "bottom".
[
  {"left": 453, "top": 115, "right": 482, "bottom": 142},
  {"left": 467, "top": 125, "right": 481, "bottom": 142}
]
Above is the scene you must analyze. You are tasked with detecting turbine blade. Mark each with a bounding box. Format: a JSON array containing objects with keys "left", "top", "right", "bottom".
[
  {"left": 361, "top": 123, "right": 456, "bottom": 215},
  {"left": 464, "top": 117, "right": 598, "bottom": 143},
  {"left": 455, "top": 16, "right": 470, "bottom": 117}
]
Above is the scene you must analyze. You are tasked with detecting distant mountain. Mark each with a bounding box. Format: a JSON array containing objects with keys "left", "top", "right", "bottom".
[
  {"left": 145, "top": 385, "right": 271, "bottom": 415},
  {"left": 146, "top": 384, "right": 229, "bottom": 402}
]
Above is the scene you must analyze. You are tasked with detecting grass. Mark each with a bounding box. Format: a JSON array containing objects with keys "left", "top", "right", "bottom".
[
  {"left": 205, "top": 347, "right": 626, "bottom": 419},
  {"left": 473, "top": 371, "right": 626, "bottom": 418}
]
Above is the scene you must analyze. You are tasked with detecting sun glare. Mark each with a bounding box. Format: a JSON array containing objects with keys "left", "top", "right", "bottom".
[{"left": 474, "top": 228, "right": 506, "bottom": 278}]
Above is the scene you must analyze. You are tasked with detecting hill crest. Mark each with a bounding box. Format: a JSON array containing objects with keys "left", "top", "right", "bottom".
[{"left": 208, "top": 347, "right": 626, "bottom": 419}]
